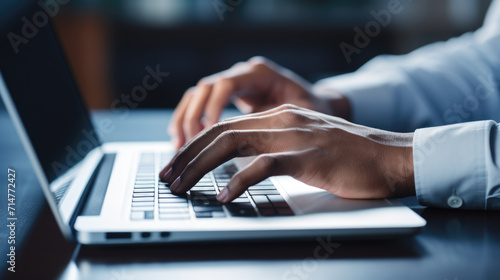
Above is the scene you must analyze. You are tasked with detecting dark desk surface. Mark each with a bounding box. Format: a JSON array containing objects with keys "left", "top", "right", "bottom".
[{"left": 1, "top": 109, "right": 499, "bottom": 280}]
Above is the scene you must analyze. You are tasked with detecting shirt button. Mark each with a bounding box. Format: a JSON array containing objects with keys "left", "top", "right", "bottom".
[{"left": 447, "top": 196, "right": 463, "bottom": 208}]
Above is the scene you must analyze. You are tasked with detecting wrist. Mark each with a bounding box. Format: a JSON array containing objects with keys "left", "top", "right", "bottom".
[
  {"left": 311, "top": 89, "right": 351, "bottom": 121},
  {"left": 382, "top": 134, "right": 416, "bottom": 198},
  {"left": 400, "top": 145, "right": 416, "bottom": 197}
]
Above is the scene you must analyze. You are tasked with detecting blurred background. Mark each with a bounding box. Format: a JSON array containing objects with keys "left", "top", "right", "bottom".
[{"left": 31, "top": 0, "right": 494, "bottom": 109}]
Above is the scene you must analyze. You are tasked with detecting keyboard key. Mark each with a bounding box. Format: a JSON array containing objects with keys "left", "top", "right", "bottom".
[
  {"left": 192, "top": 189, "right": 216, "bottom": 193},
  {"left": 192, "top": 198, "right": 221, "bottom": 206},
  {"left": 216, "top": 178, "right": 231, "bottom": 182},
  {"left": 194, "top": 182, "right": 214, "bottom": 187},
  {"left": 136, "top": 175, "right": 155, "bottom": 179},
  {"left": 158, "top": 202, "right": 189, "bottom": 208},
  {"left": 130, "top": 212, "right": 145, "bottom": 220},
  {"left": 248, "top": 190, "right": 280, "bottom": 195},
  {"left": 158, "top": 189, "right": 172, "bottom": 194},
  {"left": 135, "top": 181, "right": 156, "bottom": 185},
  {"left": 133, "top": 193, "right": 155, "bottom": 197},
  {"left": 159, "top": 193, "right": 186, "bottom": 198},
  {"left": 191, "top": 186, "right": 215, "bottom": 191},
  {"left": 159, "top": 213, "right": 190, "bottom": 220},
  {"left": 231, "top": 197, "right": 250, "bottom": 203},
  {"left": 144, "top": 211, "right": 154, "bottom": 219},
  {"left": 159, "top": 208, "right": 189, "bottom": 214},
  {"left": 267, "top": 195, "right": 289, "bottom": 208},
  {"left": 134, "top": 184, "right": 156, "bottom": 189},
  {"left": 276, "top": 208, "right": 294, "bottom": 216},
  {"left": 226, "top": 203, "right": 257, "bottom": 217},
  {"left": 134, "top": 188, "right": 155, "bottom": 193},
  {"left": 252, "top": 196, "right": 273, "bottom": 208},
  {"left": 190, "top": 191, "right": 217, "bottom": 199},
  {"left": 227, "top": 207, "right": 257, "bottom": 217},
  {"left": 195, "top": 212, "right": 213, "bottom": 218},
  {"left": 158, "top": 197, "right": 188, "bottom": 203},
  {"left": 133, "top": 197, "right": 154, "bottom": 202},
  {"left": 131, "top": 206, "right": 154, "bottom": 212},
  {"left": 132, "top": 202, "right": 154, "bottom": 207},
  {"left": 193, "top": 206, "right": 224, "bottom": 212},
  {"left": 212, "top": 211, "right": 226, "bottom": 218},
  {"left": 198, "top": 177, "right": 213, "bottom": 181},
  {"left": 259, "top": 208, "right": 277, "bottom": 216},
  {"left": 248, "top": 185, "right": 276, "bottom": 190},
  {"left": 136, "top": 169, "right": 154, "bottom": 172}
]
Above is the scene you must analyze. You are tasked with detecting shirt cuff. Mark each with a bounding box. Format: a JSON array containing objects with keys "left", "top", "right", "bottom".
[{"left": 413, "top": 121, "right": 490, "bottom": 209}]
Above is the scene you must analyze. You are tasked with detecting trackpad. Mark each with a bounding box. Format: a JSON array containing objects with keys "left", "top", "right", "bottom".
[{"left": 274, "top": 176, "right": 393, "bottom": 214}]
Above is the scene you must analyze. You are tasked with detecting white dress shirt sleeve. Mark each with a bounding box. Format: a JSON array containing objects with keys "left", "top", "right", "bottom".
[{"left": 314, "top": 0, "right": 500, "bottom": 209}]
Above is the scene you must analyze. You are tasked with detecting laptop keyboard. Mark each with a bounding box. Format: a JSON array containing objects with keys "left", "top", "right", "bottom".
[{"left": 130, "top": 153, "right": 294, "bottom": 221}]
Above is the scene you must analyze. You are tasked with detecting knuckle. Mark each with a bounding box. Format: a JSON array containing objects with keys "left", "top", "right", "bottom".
[
  {"left": 212, "top": 121, "right": 229, "bottom": 133},
  {"left": 279, "top": 108, "right": 307, "bottom": 123},
  {"left": 219, "top": 130, "right": 240, "bottom": 145},
  {"left": 231, "top": 61, "right": 246, "bottom": 69},
  {"left": 248, "top": 56, "right": 269, "bottom": 65},
  {"left": 196, "top": 78, "right": 212, "bottom": 88},
  {"left": 256, "top": 154, "right": 280, "bottom": 171},
  {"left": 278, "top": 103, "right": 300, "bottom": 111},
  {"left": 184, "top": 160, "right": 198, "bottom": 173},
  {"left": 206, "top": 121, "right": 229, "bottom": 138},
  {"left": 248, "top": 56, "right": 271, "bottom": 70},
  {"left": 229, "top": 173, "right": 244, "bottom": 188},
  {"left": 184, "top": 87, "right": 196, "bottom": 96},
  {"left": 169, "top": 153, "right": 184, "bottom": 173}
]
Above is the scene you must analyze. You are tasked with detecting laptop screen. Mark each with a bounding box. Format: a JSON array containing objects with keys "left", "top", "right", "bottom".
[{"left": 0, "top": 2, "right": 101, "bottom": 183}]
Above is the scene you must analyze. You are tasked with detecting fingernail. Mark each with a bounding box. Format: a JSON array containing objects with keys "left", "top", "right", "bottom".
[
  {"left": 170, "top": 177, "right": 181, "bottom": 192},
  {"left": 217, "top": 187, "right": 229, "bottom": 203},
  {"left": 162, "top": 168, "right": 173, "bottom": 182}
]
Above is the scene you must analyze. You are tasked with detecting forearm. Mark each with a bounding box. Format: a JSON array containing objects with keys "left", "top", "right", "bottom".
[{"left": 314, "top": 27, "right": 500, "bottom": 132}]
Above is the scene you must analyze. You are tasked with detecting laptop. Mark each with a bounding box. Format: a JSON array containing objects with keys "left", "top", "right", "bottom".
[{"left": 0, "top": 2, "right": 425, "bottom": 244}]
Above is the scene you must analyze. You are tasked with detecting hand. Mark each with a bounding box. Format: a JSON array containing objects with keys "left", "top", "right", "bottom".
[
  {"left": 160, "top": 104, "right": 416, "bottom": 203},
  {"left": 168, "top": 56, "right": 344, "bottom": 149}
]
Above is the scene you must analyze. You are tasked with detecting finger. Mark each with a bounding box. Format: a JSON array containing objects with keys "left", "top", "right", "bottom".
[
  {"left": 168, "top": 88, "right": 195, "bottom": 149},
  {"left": 161, "top": 109, "right": 302, "bottom": 183},
  {"left": 168, "top": 129, "right": 307, "bottom": 193},
  {"left": 217, "top": 151, "right": 303, "bottom": 203},
  {"left": 203, "top": 67, "right": 273, "bottom": 127},
  {"left": 183, "top": 80, "right": 214, "bottom": 141}
]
